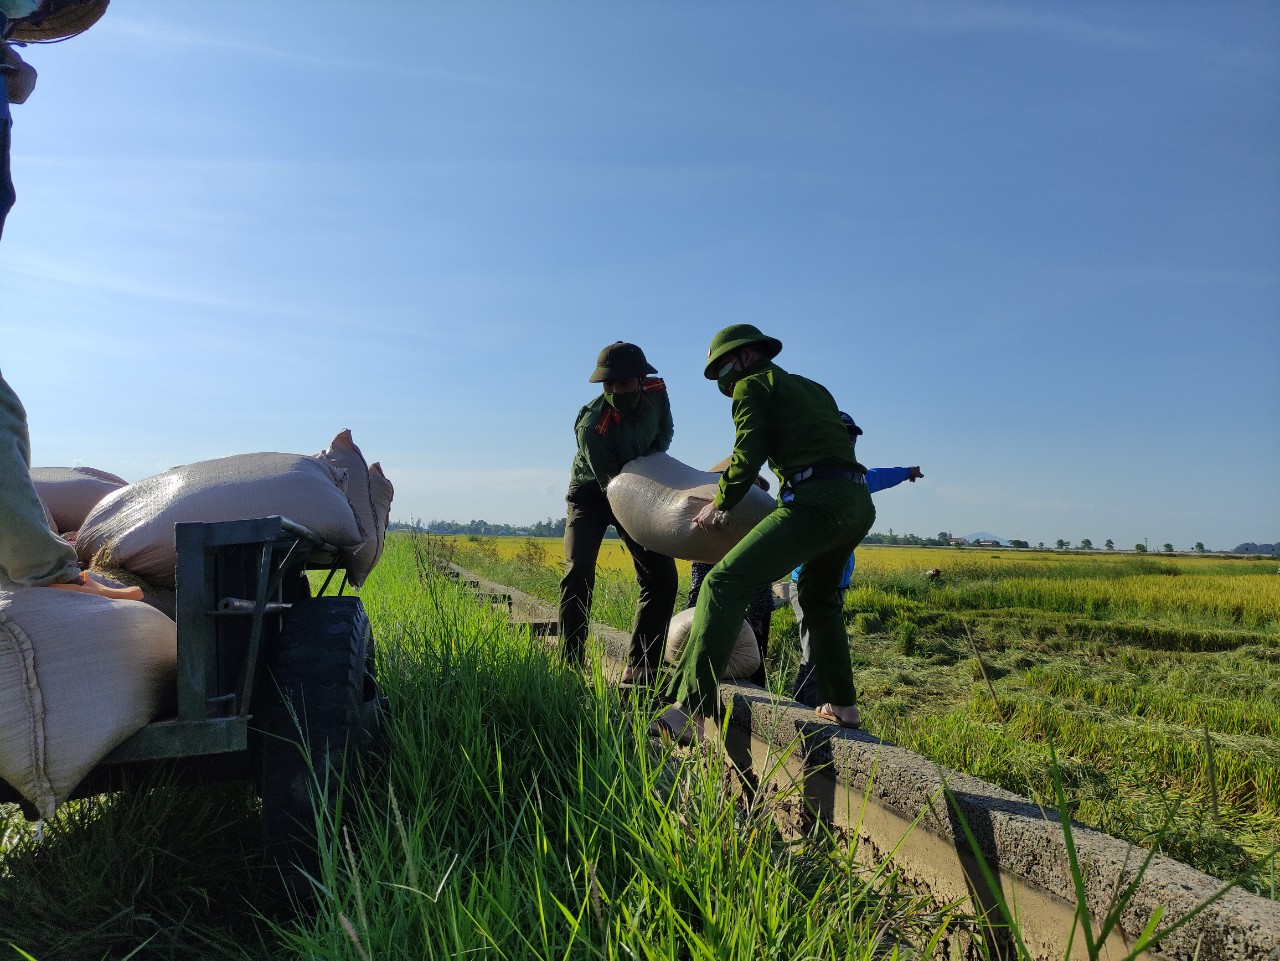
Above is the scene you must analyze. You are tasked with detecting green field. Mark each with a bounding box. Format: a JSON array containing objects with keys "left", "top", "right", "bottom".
[
  {"left": 0, "top": 540, "right": 975, "bottom": 958},
  {"left": 0, "top": 535, "right": 1273, "bottom": 957},
  {"left": 445, "top": 535, "right": 1280, "bottom": 896}
]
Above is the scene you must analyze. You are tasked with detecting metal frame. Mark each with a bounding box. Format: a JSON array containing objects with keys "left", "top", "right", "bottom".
[{"left": 100, "top": 516, "right": 339, "bottom": 763}]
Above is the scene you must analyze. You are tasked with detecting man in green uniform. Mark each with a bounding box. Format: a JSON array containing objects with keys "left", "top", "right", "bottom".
[
  {"left": 654, "top": 324, "right": 875, "bottom": 744},
  {"left": 560, "top": 342, "right": 678, "bottom": 682}
]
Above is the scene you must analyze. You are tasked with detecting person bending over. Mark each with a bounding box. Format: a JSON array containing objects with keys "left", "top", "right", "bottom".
[
  {"left": 559, "top": 342, "right": 678, "bottom": 684},
  {"left": 655, "top": 324, "right": 875, "bottom": 744}
]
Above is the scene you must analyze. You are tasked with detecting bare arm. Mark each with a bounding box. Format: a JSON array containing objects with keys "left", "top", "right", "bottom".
[{"left": 2, "top": 41, "right": 37, "bottom": 105}]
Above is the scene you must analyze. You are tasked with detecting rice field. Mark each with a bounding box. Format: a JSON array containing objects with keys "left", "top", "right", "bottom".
[
  {"left": 0, "top": 535, "right": 1272, "bottom": 957},
  {"left": 445, "top": 535, "right": 1280, "bottom": 897}
]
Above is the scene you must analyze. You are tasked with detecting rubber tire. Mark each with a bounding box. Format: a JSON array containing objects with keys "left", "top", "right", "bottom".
[{"left": 260, "top": 596, "right": 380, "bottom": 900}]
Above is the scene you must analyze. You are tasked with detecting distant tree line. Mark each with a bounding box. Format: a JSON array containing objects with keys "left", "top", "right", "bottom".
[
  {"left": 391, "top": 517, "right": 573, "bottom": 538},
  {"left": 387, "top": 518, "right": 1278, "bottom": 556}
]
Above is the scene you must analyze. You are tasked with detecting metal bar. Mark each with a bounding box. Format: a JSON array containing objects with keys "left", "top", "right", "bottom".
[
  {"left": 263, "top": 535, "right": 308, "bottom": 600},
  {"left": 174, "top": 522, "right": 218, "bottom": 723},
  {"left": 235, "top": 540, "right": 275, "bottom": 712},
  {"left": 215, "top": 598, "right": 291, "bottom": 615},
  {"left": 101, "top": 717, "right": 249, "bottom": 762},
  {"left": 317, "top": 565, "right": 338, "bottom": 596}
]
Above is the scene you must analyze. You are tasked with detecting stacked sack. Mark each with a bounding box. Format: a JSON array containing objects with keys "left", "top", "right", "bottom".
[
  {"left": 606, "top": 452, "right": 775, "bottom": 564},
  {"left": 75, "top": 429, "right": 394, "bottom": 591},
  {"left": 29, "top": 466, "right": 128, "bottom": 538},
  {"left": 0, "top": 586, "right": 178, "bottom": 818},
  {"left": 315, "top": 429, "right": 395, "bottom": 588},
  {"left": 0, "top": 431, "right": 395, "bottom": 817}
]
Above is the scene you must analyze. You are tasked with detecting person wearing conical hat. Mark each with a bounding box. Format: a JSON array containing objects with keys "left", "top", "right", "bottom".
[
  {"left": 559, "top": 342, "right": 678, "bottom": 682},
  {"left": 653, "top": 324, "right": 875, "bottom": 744}
]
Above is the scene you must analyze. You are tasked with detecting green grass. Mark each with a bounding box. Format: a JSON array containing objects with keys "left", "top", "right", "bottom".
[
  {"left": 0, "top": 539, "right": 959, "bottom": 959},
  {"left": 2, "top": 534, "right": 1268, "bottom": 957},
  {"left": 442, "top": 535, "right": 1280, "bottom": 898},
  {"left": 284, "top": 548, "right": 960, "bottom": 958}
]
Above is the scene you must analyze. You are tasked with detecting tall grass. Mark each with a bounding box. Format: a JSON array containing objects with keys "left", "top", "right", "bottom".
[{"left": 280, "top": 542, "right": 961, "bottom": 958}]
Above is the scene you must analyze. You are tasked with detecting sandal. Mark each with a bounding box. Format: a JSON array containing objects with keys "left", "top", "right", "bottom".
[
  {"left": 648, "top": 705, "right": 704, "bottom": 747},
  {"left": 814, "top": 703, "right": 861, "bottom": 730},
  {"left": 47, "top": 572, "right": 144, "bottom": 602}
]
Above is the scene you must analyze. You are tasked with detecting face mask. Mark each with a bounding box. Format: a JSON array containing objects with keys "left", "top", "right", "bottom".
[
  {"left": 605, "top": 391, "right": 640, "bottom": 412},
  {"left": 717, "top": 375, "right": 736, "bottom": 398},
  {"left": 716, "top": 357, "right": 738, "bottom": 379}
]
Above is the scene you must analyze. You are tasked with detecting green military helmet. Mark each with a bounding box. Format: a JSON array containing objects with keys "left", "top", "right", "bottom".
[
  {"left": 589, "top": 341, "right": 658, "bottom": 383},
  {"left": 703, "top": 323, "right": 783, "bottom": 379}
]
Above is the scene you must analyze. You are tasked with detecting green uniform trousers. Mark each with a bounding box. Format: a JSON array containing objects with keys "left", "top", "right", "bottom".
[
  {"left": 667, "top": 477, "right": 875, "bottom": 717},
  {"left": 0, "top": 371, "right": 80, "bottom": 587}
]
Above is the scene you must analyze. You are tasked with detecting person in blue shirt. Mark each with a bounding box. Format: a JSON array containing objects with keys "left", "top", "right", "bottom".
[{"left": 790, "top": 413, "right": 922, "bottom": 707}]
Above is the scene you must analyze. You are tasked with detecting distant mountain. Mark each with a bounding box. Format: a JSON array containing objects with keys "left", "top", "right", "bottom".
[{"left": 963, "top": 532, "right": 1009, "bottom": 545}]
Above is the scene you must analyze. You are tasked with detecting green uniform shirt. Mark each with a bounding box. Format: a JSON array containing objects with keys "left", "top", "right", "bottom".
[
  {"left": 716, "top": 361, "right": 864, "bottom": 511},
  {"left": 569, "top": 377, "right": 674, "bottom": 488}
]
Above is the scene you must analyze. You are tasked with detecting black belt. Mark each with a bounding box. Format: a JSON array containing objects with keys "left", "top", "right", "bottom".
[{"left": 785, "top": 467, "right": 866, "bottom": 489}]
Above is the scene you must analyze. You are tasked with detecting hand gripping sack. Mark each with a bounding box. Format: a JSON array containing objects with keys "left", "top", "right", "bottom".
[
  {"left": 664, "top": 607, "right": 761, "bottom": 680},
  {"left": 29, "top": 466, "right": 128, "bottom": 535},
  {"left": 75, "top": 452, "right": 362, "bottom": 589},
  {"left": 0, "top": 587, "right": 177, "bottom": 818},
  {"left": 606, "top": 452, "right": 775, "bottom": 564}
]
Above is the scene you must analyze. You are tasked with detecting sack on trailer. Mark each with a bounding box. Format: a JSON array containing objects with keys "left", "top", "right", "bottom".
[
  {"left": 29, "top": 466, "right": 128, "bottom": 535},
  {"left": 0, "top": 587, "right": 177, "bottom": 818},
  {"left": 75, "top": 452, "right": 362, "bottom": 589},
  {"left": 316, "top": 430, "right": 395, "bottom": 587}
]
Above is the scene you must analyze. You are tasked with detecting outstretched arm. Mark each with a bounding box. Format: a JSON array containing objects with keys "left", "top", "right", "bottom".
[{"left": 866, "top": 466, "right": 923, "bottom": 494}]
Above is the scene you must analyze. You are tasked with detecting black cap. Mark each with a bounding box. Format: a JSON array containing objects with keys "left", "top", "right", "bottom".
[
  {"left": 838, "top": 411, "right": 863, "bottom": 437},
  {"left": 589, "top": 342, "right": 657, "bottom": 383}
]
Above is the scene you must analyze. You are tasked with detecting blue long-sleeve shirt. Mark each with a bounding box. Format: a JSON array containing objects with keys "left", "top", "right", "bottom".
[{"left": 792, "top": 466, "right": 913, "bottom": 590}]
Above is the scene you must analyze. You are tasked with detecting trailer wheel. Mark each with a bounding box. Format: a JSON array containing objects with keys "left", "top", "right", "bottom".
[{"left": 260, "top": 596, "right": 382, "bottom": 899}]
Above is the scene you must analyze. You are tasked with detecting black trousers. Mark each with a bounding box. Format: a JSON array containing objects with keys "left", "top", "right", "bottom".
[
  {"left": 558, "top": 481, "right": 677, "bottom": 669},
  {"left": 1, "top": 116, "right": 14, "bottom": 242}
]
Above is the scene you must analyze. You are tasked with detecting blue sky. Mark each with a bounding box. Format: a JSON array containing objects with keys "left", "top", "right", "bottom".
[{"left": 3, "top": 1, "right": 1277, "bottom": 551}]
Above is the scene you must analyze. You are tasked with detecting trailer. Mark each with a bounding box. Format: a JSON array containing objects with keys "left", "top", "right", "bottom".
[{"left": 0, "top": 515, "right": 386, "bottom": 896}]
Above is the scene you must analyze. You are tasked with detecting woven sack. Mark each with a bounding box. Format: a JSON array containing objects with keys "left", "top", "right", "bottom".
[
  {"left": 29, "top": 466, "right": 128, "bottom": 535},
  {"left": 663, "top": 607, "right": 761, "bottom": 680},
  {"left": 316, "top": 430, "right": 394, "bottom": 587},
  {"left": 0, "top": 587, "right": 176, "bottom": 818},
  {"left": 75, "top": 452, "right": 362, "bottom": 589},
  {"left": 606, "top": 452, "right": 775, "bottom": 563}
]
